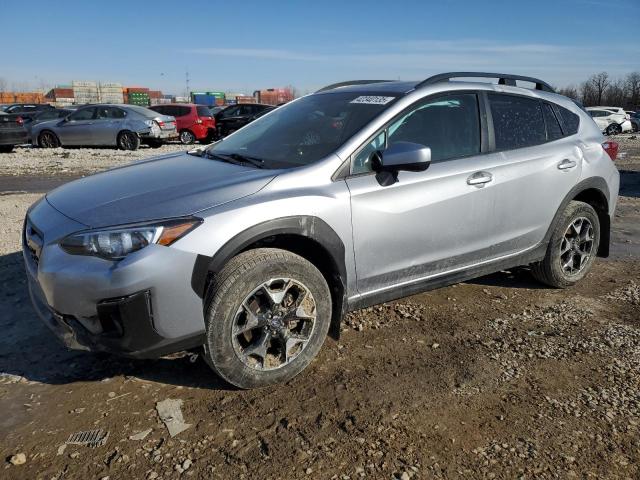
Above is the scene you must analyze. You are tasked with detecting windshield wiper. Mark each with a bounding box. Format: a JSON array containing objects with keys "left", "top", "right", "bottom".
[
  {"left": 200, "top": 150, "right": 266, "bottom": 169},
  {"left": 226, "top": 153, "right": 265, "bottom": 168}
]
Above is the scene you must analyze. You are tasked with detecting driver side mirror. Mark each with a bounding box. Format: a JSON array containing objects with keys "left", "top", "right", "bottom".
[{"left": 371, "top": 141, "right": 431, "bottom": 186}]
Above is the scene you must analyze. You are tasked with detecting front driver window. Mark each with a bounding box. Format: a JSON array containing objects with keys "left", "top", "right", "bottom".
[
  {"left": 69, "top": 108, "right": 95, "bottom": 121},
  {"left": 350, "top": 93, "right": 480, "bottom": 175}
]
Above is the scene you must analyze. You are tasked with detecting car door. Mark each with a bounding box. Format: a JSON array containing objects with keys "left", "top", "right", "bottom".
[
  {"left": 93, "top": 106, "right": 126, "bottom": 145},
  {"left": 58, "top": 107, "right": 96, "bottom": 145},
  {"left": 486, "top": 94, "right": 583, "bottom": 256},
  {"left": 346, "top": 92, "right": 501, "bottom": 295}
]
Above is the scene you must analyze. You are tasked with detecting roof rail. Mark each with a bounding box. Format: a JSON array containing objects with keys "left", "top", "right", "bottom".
[
  {"left": 416, "top": 72, "right": 555, "bottom": 93},
  {"left": 316, "top": 80, "right": 392, "bottom": 93}
]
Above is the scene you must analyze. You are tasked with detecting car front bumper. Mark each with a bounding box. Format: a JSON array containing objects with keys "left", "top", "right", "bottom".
[{"left": 23, "top": 198, "right": 206, "bottom": 358}]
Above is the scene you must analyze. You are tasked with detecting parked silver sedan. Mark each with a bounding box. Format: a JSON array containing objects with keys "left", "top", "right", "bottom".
[{"left": 32, "top": 104, "right": 177, "bottom": 150}]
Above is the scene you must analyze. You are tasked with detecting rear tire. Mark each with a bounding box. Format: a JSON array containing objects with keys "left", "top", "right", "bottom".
[
  {"left": 117, "top": 130, "right": 140, "bottom": 151},
  {"left": 203, "top": 248, "right": 332, "bottom": 389},
  {"left": 179, "top": 130, "right": 196, "bottom": 145},
  {"left": 606, "top": 123, "right": 622, "bottom": 136},
  {"left": 0, "top": 145, "right": 14, "bottom": 153},
  {"left": 38, "top": 131, "right": 60, "bottom": 148},
  {"left": 531, "top": 201, "right": 600, "bottom": 288},
  {"left": 145, "top": 139, "right": 163, "bottom": 148}
]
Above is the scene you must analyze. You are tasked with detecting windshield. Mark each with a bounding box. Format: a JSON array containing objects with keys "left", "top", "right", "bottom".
[{"left": 206, "top": 92, "right": 399, "bottom": 168}]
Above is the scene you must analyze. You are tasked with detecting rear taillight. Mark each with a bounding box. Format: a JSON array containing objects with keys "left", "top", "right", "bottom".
[
  {"left": 602, "top": 141, "right": 619, "bottom": 161},
  {"left": 16, "top": 116, "right": 23, "bottom": 126},
  {"left": 157, "top": 120, "right": 165, "bottom": 127}
]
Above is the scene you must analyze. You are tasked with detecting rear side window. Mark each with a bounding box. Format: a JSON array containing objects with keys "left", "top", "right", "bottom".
[
  {"left": 489, "top": 93, "right": 546, "bottom": 150},
  {"left": 174, "top": 106, "right": 191, "bottom": 117},
  {"left": 554, "top": 105, "right": 580, "bottom": 135},
  {"left": 196, "top": 106, "right": 212, "bottom": 117},
  {"left": 542, "top": 103, "right": 563, "bottom": 141}
]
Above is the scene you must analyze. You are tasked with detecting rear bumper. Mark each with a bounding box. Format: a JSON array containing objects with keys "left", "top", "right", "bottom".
[
  {"left": 23, "top": 198, "right": 206, "bottom": 358},
  {"left": 0, "top": 129, "right": 29, "bottom": 145},
  {"left": 141, "top": 127, "right": 177, "bottom": 140},
  {"left": 191, "top": 123, "right": 214, "bottom": 140}
]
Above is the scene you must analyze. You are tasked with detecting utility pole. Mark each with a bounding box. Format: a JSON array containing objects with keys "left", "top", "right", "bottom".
[{"left": 185, "top": 68, "right": 190, "bottom": 99}]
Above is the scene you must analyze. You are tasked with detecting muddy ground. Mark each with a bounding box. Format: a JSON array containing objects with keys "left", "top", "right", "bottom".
[{"left": 0, "top": 136, "right": 639, "bottom": 480}]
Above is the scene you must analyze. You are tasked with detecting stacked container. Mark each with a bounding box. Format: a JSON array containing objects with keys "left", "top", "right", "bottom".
[
  {"left": 191, "top": 91, "right": 225, "bottom": 106},
  {"left": 123, "top": 87, "right": 150, "bottom": 106},
  {"left": 0, "top": 92, "right": 46, "bottom": 104},
  {"left": 72, "top": 81, "right": 99, "bottom": 105},
  {"left": 98, "top": 82, "right": 124, "bottom": 104},
  {"left": 255, "top": 87, "right": 294, "bottom": 105}
]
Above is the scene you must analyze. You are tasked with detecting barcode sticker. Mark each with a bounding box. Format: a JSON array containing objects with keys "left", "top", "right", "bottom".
[{"left": 350, "top": 96, "right": 395, "bottom": 105}]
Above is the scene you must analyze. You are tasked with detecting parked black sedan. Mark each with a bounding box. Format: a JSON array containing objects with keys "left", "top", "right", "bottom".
[
  {"left": 0, "top": 112, "right": 28, "bottom": 152},
  {"left": 215, "top": 103, "right": 273, "bottom": 138}
]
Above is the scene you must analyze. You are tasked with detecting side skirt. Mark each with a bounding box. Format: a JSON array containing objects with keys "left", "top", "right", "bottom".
[{"left": 347, "top": 244, "right": 547, "bottom": 311}]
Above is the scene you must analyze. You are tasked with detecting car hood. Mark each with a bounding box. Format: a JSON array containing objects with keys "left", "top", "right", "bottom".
[{"left": 46, "top": 151, "right": 278, "bottom": 228}]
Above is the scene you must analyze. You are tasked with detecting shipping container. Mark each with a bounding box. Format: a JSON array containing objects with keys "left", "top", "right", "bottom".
[
  {"left": 0, "top": 92, "right": 46, "bottom": 104},
  {"left": 236, "top": 96, "right": 255, "bottom": 104},
  {"left": 174, "top": 96, "right": 189, "bottom": 103},
  {"left": 125, "top": 87, "right": 150, "bottom": 94},
  {"left": 254, "top": 87, "right": 294, "bottom": 105},
  {"left": 72, "top": 80, "right": 97, "bottom": 87},
  {"left": 191, "top": 91, "right": 225, "bottom": 106}
]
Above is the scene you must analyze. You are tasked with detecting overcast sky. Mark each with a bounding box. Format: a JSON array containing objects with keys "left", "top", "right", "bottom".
[{"left": 3, "top": 0, "right": 639, "bottom": 95}]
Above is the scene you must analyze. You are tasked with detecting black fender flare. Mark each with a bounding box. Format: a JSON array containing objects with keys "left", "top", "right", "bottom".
[
  {"left": 191, "top": 216, "right": 348, "bottom": 338},
  {"left": 542, "top": 176, "right": 611, "bottom": 257}
]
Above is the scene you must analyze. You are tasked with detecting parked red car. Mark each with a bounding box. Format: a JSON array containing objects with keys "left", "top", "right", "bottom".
[{"left": 149, "top": 104, "right": 215, "bottom": 144}]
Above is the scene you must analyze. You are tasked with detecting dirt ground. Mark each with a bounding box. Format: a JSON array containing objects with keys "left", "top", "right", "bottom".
[{"left": 0, "top": 136, "right": 639, "bottom": 480}]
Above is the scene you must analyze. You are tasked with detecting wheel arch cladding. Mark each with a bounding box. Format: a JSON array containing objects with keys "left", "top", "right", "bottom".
[
  {"left": 545, "top": 177, "right": 611, "bottom": 258},
  {"left": 191, "top": 216, "right": 347, "bottom": 340}
]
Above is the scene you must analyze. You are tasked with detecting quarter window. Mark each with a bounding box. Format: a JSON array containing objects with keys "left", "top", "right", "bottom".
[
  {"left": 555, "top": 105, "right": 580, "bottom": 135},
  {"left": 489, "top": 93, "right": 546, "bottom": 150},
  {"left": 543, "top": 103, "right": 563, "bottom": 141}
]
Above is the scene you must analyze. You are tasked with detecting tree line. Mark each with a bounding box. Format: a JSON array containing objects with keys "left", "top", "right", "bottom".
[{"left": 557, "top": 72, "right": 640, "bottom": 110}]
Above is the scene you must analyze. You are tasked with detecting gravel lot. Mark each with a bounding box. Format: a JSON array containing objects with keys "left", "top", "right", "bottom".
[{"left": 0, "top": 136, "right": 639, "bottom": 479}]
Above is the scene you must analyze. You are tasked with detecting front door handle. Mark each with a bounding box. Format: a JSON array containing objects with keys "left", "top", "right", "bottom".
[
  {"left": 557, "top": 159, "right": 577, "bottom": 170},
  {"left": 467, "top": 171, "right": 493, "bottom": 187}
]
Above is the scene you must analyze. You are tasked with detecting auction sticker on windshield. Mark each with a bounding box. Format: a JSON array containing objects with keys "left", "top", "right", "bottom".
[{"left": 350, "top": 96, "right": 396, "bottom": 105}]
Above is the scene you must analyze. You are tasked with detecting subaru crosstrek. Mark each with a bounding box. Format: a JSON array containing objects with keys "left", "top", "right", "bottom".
[{"left": 23, "top": 72, "right": 620, "bottom": 389}]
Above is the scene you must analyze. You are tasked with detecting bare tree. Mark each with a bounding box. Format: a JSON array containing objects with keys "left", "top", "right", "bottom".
[
  {"left": 557, "top": 85, "right": 578, "bottom": 100},
  {"left": 0, "top": 77, "right": 6, "bottom": 93},
  {"left": 589, "top": 72, "right": 610, "bottom": 105},
  {"left": 626, "top": 72, "right": 640, "bottom": 109}
]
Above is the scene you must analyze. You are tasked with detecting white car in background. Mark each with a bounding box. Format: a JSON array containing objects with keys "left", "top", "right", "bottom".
[{"left": 586, "top": 106, "right": 632, "bottom": 135}]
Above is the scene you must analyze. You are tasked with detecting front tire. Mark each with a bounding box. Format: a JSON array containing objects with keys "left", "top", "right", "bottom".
[
  {"left": 531, "top": 201, "right": 600, "bottom": 288},
  {"left": 203, "top": 248, "right": 332, "bottom": 389},
  {"left": 117, "top": 130, "right": 140, "bottom": 151}
]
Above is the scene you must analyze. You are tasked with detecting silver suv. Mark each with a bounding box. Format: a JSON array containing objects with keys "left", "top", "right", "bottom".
[{"left": 23, "top": 73, "right": 620, "bottom": 389}]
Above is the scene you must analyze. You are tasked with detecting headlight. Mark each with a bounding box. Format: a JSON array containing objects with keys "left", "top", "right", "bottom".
[{"left": 60, "top": 218, "right": 201, "bottom": 260}]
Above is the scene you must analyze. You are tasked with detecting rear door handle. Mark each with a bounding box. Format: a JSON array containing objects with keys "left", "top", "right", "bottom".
[
  {"left": 557, "top": 159, "right": 577, "bottom": 170},
  {"left": 467, "top": 171, "right": 493, "bottom": 187}
]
